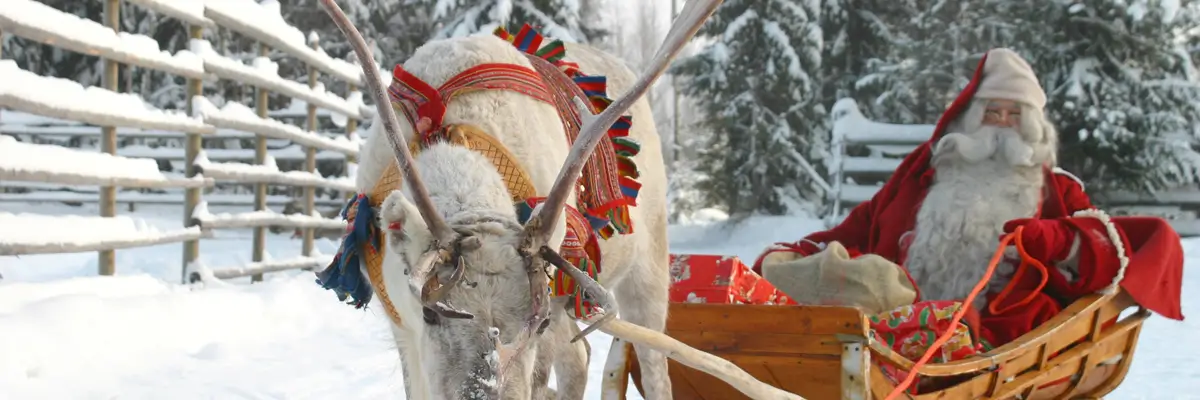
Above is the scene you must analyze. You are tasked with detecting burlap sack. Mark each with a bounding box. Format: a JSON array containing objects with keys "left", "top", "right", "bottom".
[{"left": 761, "top": 241, "right": 917, "bottom": 314}]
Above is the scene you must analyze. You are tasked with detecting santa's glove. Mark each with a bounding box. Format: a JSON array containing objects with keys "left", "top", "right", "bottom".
[{"left": 1002, "top": 218, "right": 1077, "bottom": 263}]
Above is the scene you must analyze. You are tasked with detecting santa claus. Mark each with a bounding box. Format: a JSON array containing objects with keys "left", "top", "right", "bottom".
[{"left": 754, "top": 48, "right": 1185, "bottom": 347}]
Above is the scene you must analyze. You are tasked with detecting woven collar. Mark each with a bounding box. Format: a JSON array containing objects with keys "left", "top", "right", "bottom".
[{"left": 387, "top": 63, "right": 554, "bottom": 143}]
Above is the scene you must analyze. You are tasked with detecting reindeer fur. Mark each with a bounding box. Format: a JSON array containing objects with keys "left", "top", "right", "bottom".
[{"left": 355, "top": 35, "right": 671, "bottom": 399}]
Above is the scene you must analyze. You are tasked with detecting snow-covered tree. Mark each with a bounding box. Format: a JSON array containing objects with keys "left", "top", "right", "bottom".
[
  {"left": 671, "top": 0, "right": 827, "bottom": 217},
  {"left": 431, "top": 0, "right": 605, "bottom": 43},
  {"left": 1002, "top": 0, "right": 1200, "bottom": 194},
  {"left": 818, "top": 0, "right": 906, "bottom": 109},
  {"left": 855, "top": 1, "right": 1015, "bottom": 124}
]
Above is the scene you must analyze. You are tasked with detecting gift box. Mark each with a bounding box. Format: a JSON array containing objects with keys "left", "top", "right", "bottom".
[{"left": 668, "top": 253, "right": 798, "bottom": 305}]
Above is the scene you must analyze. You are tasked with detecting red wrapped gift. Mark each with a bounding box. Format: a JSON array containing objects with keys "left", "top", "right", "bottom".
[{"left": 668, "top": 254, "right": 798, "bottom": 305}]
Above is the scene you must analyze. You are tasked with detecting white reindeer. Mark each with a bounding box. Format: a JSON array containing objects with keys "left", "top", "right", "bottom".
[{"left": 317, "top": 1, "right": 803, "bottom": 400}]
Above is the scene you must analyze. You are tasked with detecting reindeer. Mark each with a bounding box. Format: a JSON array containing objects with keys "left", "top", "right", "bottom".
[{"left": 313, "top": 1, "right": 801, "bottom": 400}]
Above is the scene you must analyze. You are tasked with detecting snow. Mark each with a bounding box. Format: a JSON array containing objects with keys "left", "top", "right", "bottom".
[
  {"left": 191, "top": 96, "right": 360, "bottom": 156},
  {"left": 194, "top": 253, "right": 333, "bottom": 281},
  {"left": 0, "top": 203, "right": 1193, "bottom": 398},
  {"left": 117, "top": 143, "right": 351, "bottom": 162},
  {"left": 0, "top": 124, "right": 265, "bottom": 139},
  {"left": 188, "top": 39, "right": 361, "bottom": 119},
  {"left": 1161, "top": 0, "right": 1181, "bottom": 24},
  {"left": 0, "top": 61, "right": 213, "bottom": 135},
  {"left": 830, "top": 98, "right": 932, "bottom": 144},
  {"left": 0, "top": 211, "right": 206, "bottom": 256},
  {"left": 194, "top": 151, "right": 356, "bottom": 191},
  {"left": 191, "top": 201, "right": 345, "bottom": 230},
  {"left": 0, "top": 0, "right": 205, "bottom": 79},
  {"left": 123, "top": 0, "right": 213, "bottom": 28},
  {"left": 202, "top": 0, "right": 366, "bottom": 86},
  {"left": 0, "top": 191, "right": 341, "bottom": 208},
  {"left": 0, "top": 136, "right": 209, "bottom": 189}
]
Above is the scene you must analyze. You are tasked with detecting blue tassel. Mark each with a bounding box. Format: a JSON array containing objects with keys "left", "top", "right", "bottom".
[{"left": 315, "top": 194, "right": 378, "bottom": 309}]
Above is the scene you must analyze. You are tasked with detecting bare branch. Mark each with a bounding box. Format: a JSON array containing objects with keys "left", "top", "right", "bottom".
[
  {"left": 523, "top": 0, "right": 724, "bottom": 244},
  {"left": 317, "top": 0, "right": 455, "bottom": 244}
]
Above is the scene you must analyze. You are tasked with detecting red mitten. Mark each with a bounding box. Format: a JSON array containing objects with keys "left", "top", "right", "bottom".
[{"left": 1002, "top": 218, "right": 1077, "bottom": 263}]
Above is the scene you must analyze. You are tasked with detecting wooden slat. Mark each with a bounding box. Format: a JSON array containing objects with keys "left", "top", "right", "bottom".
[
  {"left": 668, "top": 330, "right": 845, "bottom": 357},
  {"left": 666, "top": 303, "right": 866, "bottom": 335}
]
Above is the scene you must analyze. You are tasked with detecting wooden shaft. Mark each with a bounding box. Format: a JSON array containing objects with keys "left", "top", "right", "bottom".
[
  {"left": 182, "top": 24, "right": 205, "bottom": 284},
  {"left": 98, "top": 0, "right": 120, "bottom": 276},
  {"left": 302, "top": 35, "right": 319, "bottom": 258},
  {"left": 251, "top": 42, "right": 270, "bottom": 283}
]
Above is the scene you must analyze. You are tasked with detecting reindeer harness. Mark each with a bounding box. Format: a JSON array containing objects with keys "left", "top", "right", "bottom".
[{"left": 317, "top": 25, "right": 643, "bottom": 326}]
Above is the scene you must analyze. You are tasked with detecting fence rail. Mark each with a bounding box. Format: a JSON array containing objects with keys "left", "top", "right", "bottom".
[{"left": 0, "top": 0, "right": 368, "bottom": 282}]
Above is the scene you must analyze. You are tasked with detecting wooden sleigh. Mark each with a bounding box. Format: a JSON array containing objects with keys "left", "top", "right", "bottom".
[{"left": 610, "top": 287, "right": 1149, "bottom": 399}]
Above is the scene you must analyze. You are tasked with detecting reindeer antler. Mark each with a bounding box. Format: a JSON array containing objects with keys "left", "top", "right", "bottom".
[
  {"left": 507, "top": 0, "right": 724, "bottom": 343},
  {"left": 319, "top": 0, "right": 469, "bottom": 319},
  {"left": 497, "top": 0, "right": 724, "bottom": 376},
  {"left": 519, "top": 0, "right": 722, "bottom": 250}
]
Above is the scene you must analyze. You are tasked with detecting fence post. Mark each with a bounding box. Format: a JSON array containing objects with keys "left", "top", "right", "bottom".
[
  {"left": 98, "top": 0, "right": 120, "bottom": 276},
  {"left": 302, "top": 33, "right": 319, "bottom": 258},
  {"left": 251, "top": 42, "right": 270, "bottom": 283},
  {"left": 182, "top": 24, "right": 205, "bottom": 283}
]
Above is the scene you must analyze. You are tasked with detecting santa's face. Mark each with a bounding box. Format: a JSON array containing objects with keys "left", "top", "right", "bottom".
[
  {"left": 931, "top": 98, "right": 1054, "bottom": 170},
  {"left": 982, "top": 99, "right": 1022, "bottom": 128}
]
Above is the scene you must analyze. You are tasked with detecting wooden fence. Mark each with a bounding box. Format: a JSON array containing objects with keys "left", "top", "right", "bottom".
[
  {"left": 825, "top": 98, "right": 1200, "bottom": 236},
  {"left": 0, "top": 0, "right": 372, "bottom": 283}
]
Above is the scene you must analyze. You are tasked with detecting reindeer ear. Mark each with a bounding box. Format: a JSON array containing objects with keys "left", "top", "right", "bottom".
[{"left": 380, "top": 190, "right": 427, "bottom": 243}]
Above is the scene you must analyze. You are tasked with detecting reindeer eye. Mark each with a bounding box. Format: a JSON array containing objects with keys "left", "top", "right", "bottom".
[{"left": 423, "top": 307, "right": 439, "bottom": 325}]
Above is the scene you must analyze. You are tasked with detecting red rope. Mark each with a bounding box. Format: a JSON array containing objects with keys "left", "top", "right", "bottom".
[{"left": 884, "top": 226, "right": 1035, "bottom": 400}]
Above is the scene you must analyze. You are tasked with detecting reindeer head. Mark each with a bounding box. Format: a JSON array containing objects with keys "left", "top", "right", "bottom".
[{"left": 317, "top": 0, "right": 722, "bottom": 398}]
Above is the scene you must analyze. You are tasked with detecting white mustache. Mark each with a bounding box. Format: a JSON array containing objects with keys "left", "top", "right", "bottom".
[{"left": 932, "top": 126, "right": 1037, "bottom": 167}]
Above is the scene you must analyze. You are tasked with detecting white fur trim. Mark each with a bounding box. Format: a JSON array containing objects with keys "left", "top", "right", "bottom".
[
  {"left": 1052, "top": 167, "right": 1085, "bottom": 192},
  {"left": 1071, "top": 208, "right": 1130, "bottom": 295},
  {"left": 975, "top": 48, "right": 1047, "bottom": 110},
  {"left": 799, "top": 239, "right": 825, "bottom": 251},
  {"left": 1063, "top": 235, "right": 1082, "bottom": 264}
]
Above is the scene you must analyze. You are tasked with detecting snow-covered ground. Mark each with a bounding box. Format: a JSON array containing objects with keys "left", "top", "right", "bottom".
[{"left": 0, "top": 203, "right": 1194, "bottom": 399}]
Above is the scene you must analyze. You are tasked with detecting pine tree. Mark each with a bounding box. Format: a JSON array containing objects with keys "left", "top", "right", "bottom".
[
  {"left": 818, "top": 0, "right": 907, "bottom": 108},
  {"left": 672, "top": 0, "right": 827, "bottom": 217},
  {"left": 855, "top": 1, "right": 1014, "bottom": 124},
  {"left": 1001, "top": 0, "right": 1200, "bottom": 195},
  {"left": 431, "top": 0, "right": 605, "bottom": 43}
]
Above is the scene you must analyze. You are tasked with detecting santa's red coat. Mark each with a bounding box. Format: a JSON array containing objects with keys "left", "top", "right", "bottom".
[{"left": 754, "top": 52, "right": 1185, "bottom": 346}]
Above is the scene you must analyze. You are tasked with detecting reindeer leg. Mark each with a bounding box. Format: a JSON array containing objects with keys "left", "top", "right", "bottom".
[
  {"left": 612, "top": 256, "right": 672, "bottom": 400},
  {"left": 549, "top": 314, "right": 589, "bottom": 400},
  {"left": 531, "top": 344, "right": 553, "bottom": 400}
]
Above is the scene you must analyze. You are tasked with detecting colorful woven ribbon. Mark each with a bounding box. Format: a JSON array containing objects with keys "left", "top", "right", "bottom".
[
  {"left": 315, "top": 193, "right": 380, "bottom": 308},
  {"left": 319, "top": 24, "right": 641, "bottom": 321},
  {"left": 516, "top": 197, "right": 605, "bottom": 319}
]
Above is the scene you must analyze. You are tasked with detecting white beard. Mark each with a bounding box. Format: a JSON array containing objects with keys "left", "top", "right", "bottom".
[{"left": 903, "top": 123, "right": 1050, "bottom": 305}]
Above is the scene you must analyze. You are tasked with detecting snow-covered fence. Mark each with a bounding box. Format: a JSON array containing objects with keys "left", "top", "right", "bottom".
[
  {"left": 175, "top": 0, "right": 368, "bottom": 283},
  {"left": 0, "top": 0, "right": 371, "bottom": 281},
  {"left": 825, "top": 98, "right": 1200, "bottom": 236},
  {"left": 825, "top": 99, "right": 930, "bottom": 226}
]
